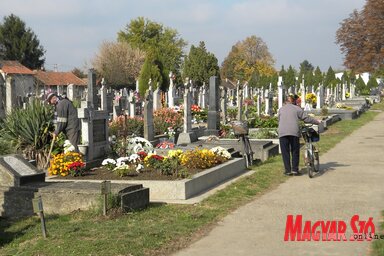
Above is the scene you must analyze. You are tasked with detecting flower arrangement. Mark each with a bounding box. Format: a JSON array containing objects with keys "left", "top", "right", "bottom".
[
  {"left": 305, "top": 93, "right": 317, "bottom": 105},
  {"left": 102, "top": 154, "right": 145, "bottom": 177},
  {"left": 167, "top": 149, "right": 183, "bottom": 159},
  {"left": 48, "top": 152, "right": 85, "bottom": 177},
  {"left": 156, "top": 141, "right": 175, "bottom": 149},
  {"left": 100, "top": 146, "right": 231, "bottom": 178},
  {"left": 153, "top": 108, "right": 183, "bottom": 135},
  {"left": 101, "top": 158, "right": 117, "bottom": 171},
  {"left": 144, "top": 153, "right": 164, "bottom": 169},
  {"left": 209, "top": 146, "right": 232, "bottom": 160},
  {"left": 63, "top": 140, "right": 75, "bottom": 153},
  {"left": 345, "top": 92, "right": 350, "bottom": 98},
  {"left": 165, "top": 127, "right": 176, "bottom": 139},
  {"left": 191, "top": 104, "right": 207, "bottom": 123},
  {"left": 180, "top": 148, "right": 226, "bottom": 169},
  {"left": 126, "top": 137, "right": 154, "bottom": 155},
  {"left": 191, "top": 104, "right": 201, "bottom": 112}
]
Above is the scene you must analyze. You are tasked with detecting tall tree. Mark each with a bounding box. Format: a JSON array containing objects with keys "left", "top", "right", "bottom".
[
  {"left": 285, "top": 65, "right": 297, "bottom": 89},
  {"left": 324, "top": 66, "right": 337, "bottom": 89},
  {"left": 118, "top": 17, "right": 187, "bottom": 92},
  {"left": 313, "top": 66, "right": 323, "bottom": 90},
  {"left": 138, "top": 54, "right": 162, "bottom": 96},
  {"left": 183, "top": 41, "right": 219, "bottom": 87},
  {"left": 355, "top": 75, "right": 368, "bottom": 95},
  {"left": 92, "top": 41, "right": 145, "bottom": 89},
  {"left": 0, "top": 14, "right": 45, "bottom": 69},
  {"left": 221, "top": 35, "right": 275, "bottom": 83},
  {"left": 336, "top": 0, "right": 384, "bottom": 73},
  {"left": 298, "top": 60, "right": 315, "bottom": 88}
]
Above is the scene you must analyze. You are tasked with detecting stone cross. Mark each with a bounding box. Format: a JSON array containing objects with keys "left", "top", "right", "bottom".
[
  {"left": 243, "top": 82, "right": 249, "bottom": 99},
  {"left": 264, "top": 89, "right": 270, "bottom": 115},
  {"left": 300, "top": 82, "right": 306, "bottom": 108},
  {"left": 67, "top": 84, "right": 75, "bottom": 101},
  {"left": 78, "top": 69, "right": 109, "bottom": 163},
  {"left": 205, "top": 76, "right": 220, "bottom": 135},
  {"left": 350, "top": 84, "right": 355, "bottom": 99},
  {"left": 153, "top": 86, "right": 161, "bottom": 111},
  {"left": 237, "top": 87, "right": 243, "bottom": 120},
  {"left": 87, "top": 69, "right": 97, "bottom": 108},
  {"left": 128, "top": 90, "right": 135, "bottom": 118},
  {"left": 168, "top": 72, "right": 175, "bottom": 108},
  {"left": 220, "top": 86, "right": 227, "bottom": 124},
  {"left": 257, "top": 89, "right": 261, "bottom": 116},
  {"left": 143, "top": 88, "right": 154, "bottom": 142},
  {"left": 278, "top": 76, "right": 284, "bottom": 110},
  {"left": 183, "top": 88, "right": 192, "bottom": 133},
  {"left": 177, "top": 88, "right": 198, "bottom": 144},
  {"left": 202, "top": 83, "right": 207, "bottom": 108},
  {"left": 100, "top": 79, "right": 107, "bottom": 111},
  {"left": 236, "top": 81, "right": 240, "bottom": 107}
]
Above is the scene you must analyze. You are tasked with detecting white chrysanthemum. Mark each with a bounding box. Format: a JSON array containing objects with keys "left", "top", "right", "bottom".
[
  {"left": 63, "top": 140, "right": 75, "bottom": 153},
  {"left": 102, "top": 158, "right": 116, "bottom": 166},
  {"left": 129, "top": 153, "right": 140, "bottom": 163},
  {"left": 210, "top": 146, "right": 231, "bottom": 159},
  {"left": 136, "top": 164, "right": 144, "bottom": 172},
  {"left": 126, "top": 136, "right": 154, "bottom": 154},
  {"left": 116, "top": 157, "right": 130, "bottom": 166}
]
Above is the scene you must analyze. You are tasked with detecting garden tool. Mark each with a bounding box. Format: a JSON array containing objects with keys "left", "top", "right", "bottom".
[{"left": 44, "top": 136, "right": 55, "bottom": 170}]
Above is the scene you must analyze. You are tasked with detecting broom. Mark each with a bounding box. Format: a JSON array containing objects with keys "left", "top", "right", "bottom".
[{"left": 44, "top": 136, "right": 55, "bottom": 170}]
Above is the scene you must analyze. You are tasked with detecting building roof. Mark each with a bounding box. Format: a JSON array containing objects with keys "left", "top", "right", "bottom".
[
  {"left": 221, "top": 78, "right": 237, "bottom": 89},
  {"left": 34, "top": 70, "right": 87, "bottom": 86},
  {"left": 0, "top": 60, "right": 34, "bottom": 75}
]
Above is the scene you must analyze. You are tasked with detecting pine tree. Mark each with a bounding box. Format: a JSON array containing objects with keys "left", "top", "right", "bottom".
[
  {"left": 183, "top": 41, "right": 219, "bottom": 87},
  {"left": 0, "top": 14, "right": 45, "bottom": 69}
]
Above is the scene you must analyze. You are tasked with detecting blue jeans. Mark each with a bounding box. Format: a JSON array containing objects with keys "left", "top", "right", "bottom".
[{"left": 279, "top": 136, "right": 300, "bottom": 173}]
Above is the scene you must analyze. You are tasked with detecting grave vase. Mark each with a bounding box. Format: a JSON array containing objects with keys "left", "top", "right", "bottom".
[{"left": 78, "top": 145, "right": 88, "bottom": 160}]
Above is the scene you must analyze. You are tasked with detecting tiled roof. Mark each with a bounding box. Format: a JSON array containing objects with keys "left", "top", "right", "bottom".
[
  {"left": 34, "top": 70, "right": 87, "bottom": 86},
  {"left": 0, "top": 60, "right": 34, "bottom": 75}
]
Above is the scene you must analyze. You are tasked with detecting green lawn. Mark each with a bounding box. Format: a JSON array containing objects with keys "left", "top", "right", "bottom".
[{"left": 1, "top": 101, "right": 383, "bottom": 256}]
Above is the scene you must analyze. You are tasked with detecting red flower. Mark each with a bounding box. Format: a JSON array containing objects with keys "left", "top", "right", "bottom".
[
  {"left": 137, "top": 151, "right": 148, "bottom": 160},
  {"left": 156, "top": 141, "right": 175, "bottom": 149}
]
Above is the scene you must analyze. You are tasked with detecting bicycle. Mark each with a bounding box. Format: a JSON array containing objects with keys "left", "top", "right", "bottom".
[
  {"left": 301, "top": 124, "right": 320, "bottom": 178},
  {"left": 231, "top": 120, "right": 254, "bottom": 168}
]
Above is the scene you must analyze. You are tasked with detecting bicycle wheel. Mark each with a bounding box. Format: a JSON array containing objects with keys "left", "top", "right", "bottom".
[
  {"left": 307, "top": 150, "right": 315, "bottom": 178},
  {"left": 242, "top": 136, "right": 253, "bottom": 168},
  {"left": 313, "top": 146, "right": 320, "bottom": 172},
  {"left": 245, "top": 137, "right": 253, "bottom": 168}
]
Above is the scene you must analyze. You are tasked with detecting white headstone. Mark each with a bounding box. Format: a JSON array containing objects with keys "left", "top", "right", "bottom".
[{"left": 168, "top": 72, "right": 175, "bottom": 108}]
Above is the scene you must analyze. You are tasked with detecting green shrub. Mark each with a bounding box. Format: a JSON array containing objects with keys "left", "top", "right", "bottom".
[
  {"left": 249, "top": 116, "right": 278, "bottom": 128},
  {"left": 0, "top": 99, "right": 54, "bottom": 168}
]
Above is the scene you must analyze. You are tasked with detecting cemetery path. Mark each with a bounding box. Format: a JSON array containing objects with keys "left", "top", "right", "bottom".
[{"left": 173, "top": 111, "right": 384, "bottom": 256}]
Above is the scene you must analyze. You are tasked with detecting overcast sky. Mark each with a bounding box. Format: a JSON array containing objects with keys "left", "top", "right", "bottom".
[{"left": 0, "top": 0, "right": 366, "bottom": 73}]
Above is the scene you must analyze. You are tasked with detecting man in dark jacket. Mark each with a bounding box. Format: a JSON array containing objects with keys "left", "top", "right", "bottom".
[
  {"left": 278, "top": 95, "right": 320, "bottom": 175},
  {"left": 46, "top": 93, "right": 80, "bottom": 152}
]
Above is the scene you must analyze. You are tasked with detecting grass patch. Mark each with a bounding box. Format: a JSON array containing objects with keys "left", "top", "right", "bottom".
[{"left": 1, "top": 101, "right": 383, "bottom": 256}]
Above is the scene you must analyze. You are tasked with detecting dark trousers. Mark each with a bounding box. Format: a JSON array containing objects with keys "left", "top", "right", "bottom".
[
  {"left": 66, "top": 129, "right": 81, "bottom": 152},
  {"left": 279, "top": 136, "right": 300, "bottom": 173}
]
